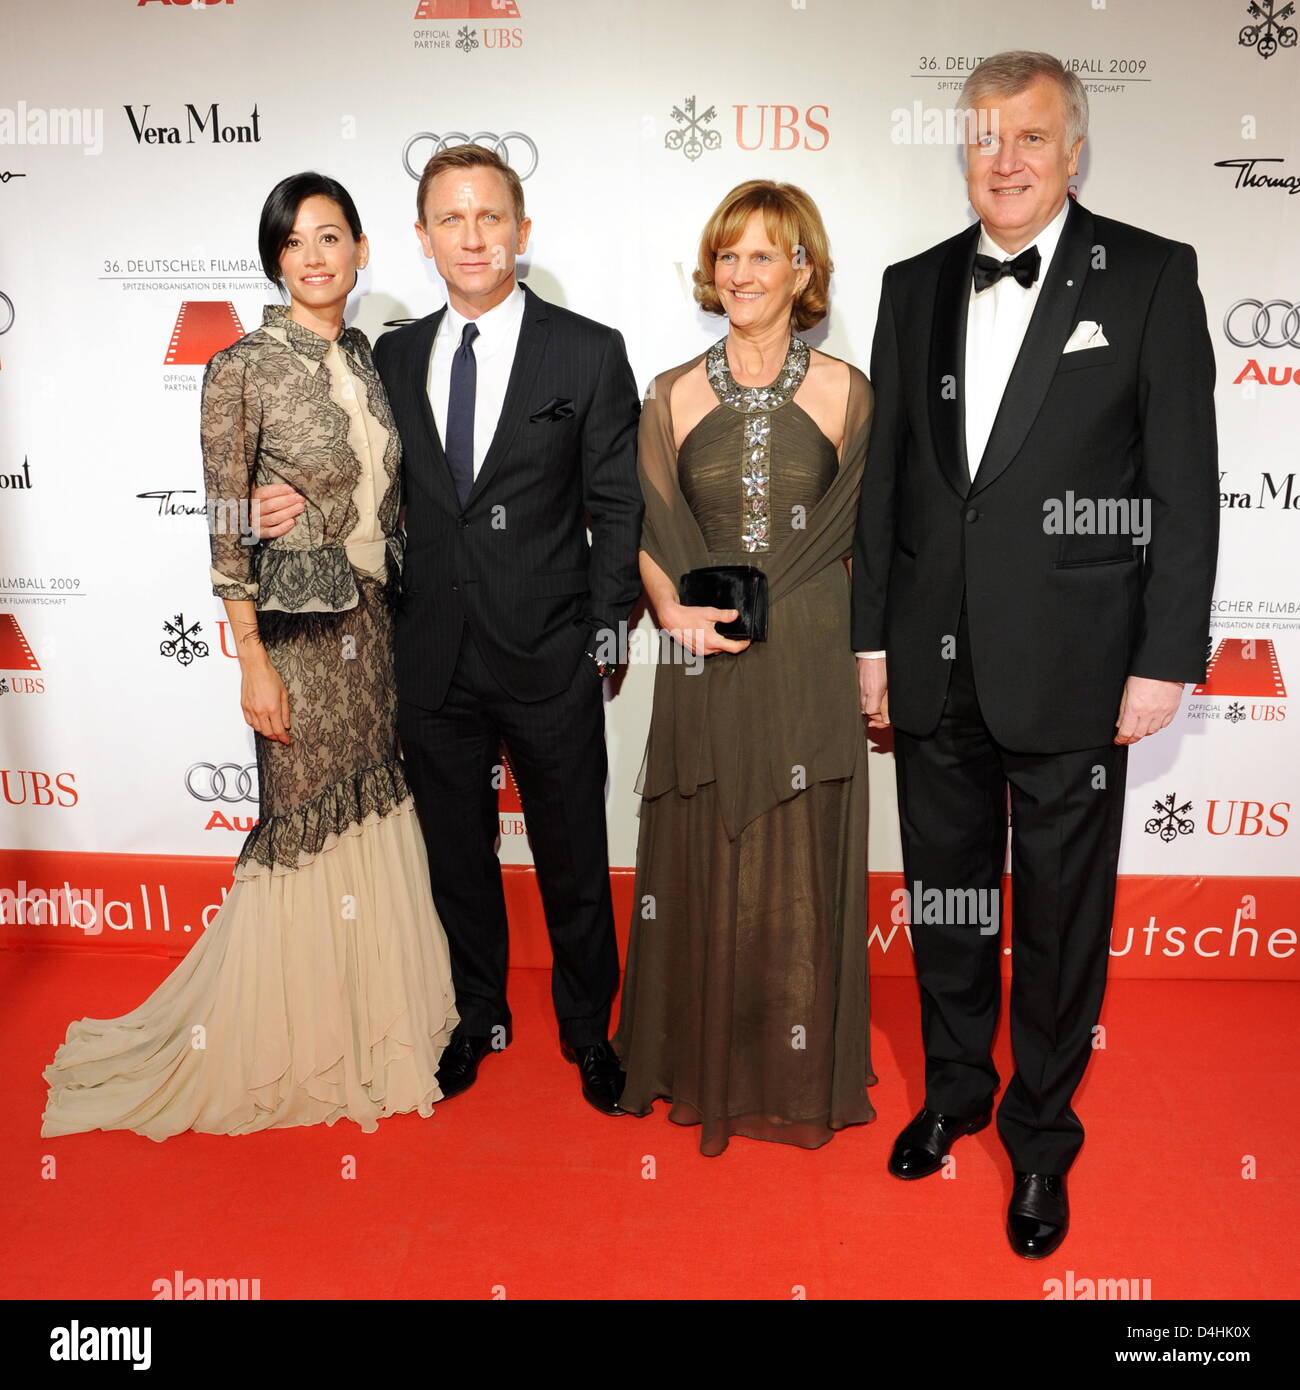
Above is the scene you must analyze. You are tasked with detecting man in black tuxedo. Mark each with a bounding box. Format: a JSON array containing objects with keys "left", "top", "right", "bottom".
[
  {"left": 851, "top": 52, "right": 1218, "bottom": 1256},
  {"left": 257, "top": 145, "right": 642, "bottom": 1115}
]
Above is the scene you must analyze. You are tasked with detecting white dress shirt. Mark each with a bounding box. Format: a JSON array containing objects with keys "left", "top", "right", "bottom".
[
  {"left": 427, "top": 281, "right": 526, "bottom": 479},
  {"left": 854, "top": 199, "right": 1069, "bottom": 661},
  {"left": 963, "top": 197, "right": 1069, "bottom": 476}
]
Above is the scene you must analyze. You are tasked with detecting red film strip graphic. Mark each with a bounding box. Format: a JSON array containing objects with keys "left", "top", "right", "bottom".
[
  {"left": 1193, "top": 638, "right": 1287, "bottom": 698},
  {"left": 0, "top": 614, "right": 40, "bottom": 670},
  {"left": 164, "top": 301, "right": 245, "bottom": 367},
  {"left": 414, "top": 1, "right": 520, "bottom": 17}
]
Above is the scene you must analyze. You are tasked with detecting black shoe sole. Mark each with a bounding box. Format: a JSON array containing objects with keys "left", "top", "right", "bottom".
[
  {"left": 435, "top": 1072, "right": 477, "bottom": 1101},
  {"left": 436, "top": 1042, "right": 499, "bottom": 1101},
  {"left": 560, "top": 1043, "right": 628, "bottom": 1115},
  {"left": 581, "top": 1094, "right": 629, "bottom": 1116}
]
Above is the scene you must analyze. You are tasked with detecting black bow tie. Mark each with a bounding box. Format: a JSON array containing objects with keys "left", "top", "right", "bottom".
[{"left": 972, "top": 245, "right": 1041, "bottom": 293}]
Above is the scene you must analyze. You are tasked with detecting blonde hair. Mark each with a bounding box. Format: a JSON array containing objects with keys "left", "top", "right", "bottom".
[
  {"left": 693, "top": 180, "right": 833, "bottom": 331},
  {"left": 958, "top": 51, "right": 1089, "bottom": 148},
  {"left": 416, "top": 143, "right": 526, "bottom": 227}
]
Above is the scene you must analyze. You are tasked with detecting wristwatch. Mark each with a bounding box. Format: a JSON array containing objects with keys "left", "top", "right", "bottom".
[{"left": 585, "top": 649, "right": 616, "bottom": 678}]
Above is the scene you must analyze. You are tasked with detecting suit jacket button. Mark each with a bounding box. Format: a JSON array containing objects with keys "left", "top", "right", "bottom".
[
  {"left": 458, "top": 517, "right": 469, "bottom": 529},
  {"left": 451, "top": 582, "right": 460, "bottom": 592},
  {"left": 965, "top": 507, "right": 979, "bottom": 522}
]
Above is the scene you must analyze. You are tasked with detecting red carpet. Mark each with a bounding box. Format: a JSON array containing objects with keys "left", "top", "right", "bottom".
[{"left": 4, "top": 948, "right": 1296, "bottom": 1301}]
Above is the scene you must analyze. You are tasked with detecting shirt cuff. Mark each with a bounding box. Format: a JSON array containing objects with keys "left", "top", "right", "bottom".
[{"left": 855, "top": 650, "right": 887, "bottom": 659}]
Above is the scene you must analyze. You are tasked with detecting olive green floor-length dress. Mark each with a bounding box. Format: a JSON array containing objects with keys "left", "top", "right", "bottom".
[{"left": 614, "top": 337, "right": 877, "bottom": 1156}]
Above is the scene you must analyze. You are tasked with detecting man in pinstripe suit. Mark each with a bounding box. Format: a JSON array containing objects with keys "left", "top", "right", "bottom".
[{"left": 258, "top": 145, "right": 643, "bottom": 1116}]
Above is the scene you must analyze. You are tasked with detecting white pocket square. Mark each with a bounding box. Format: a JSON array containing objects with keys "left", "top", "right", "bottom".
[{"left": 1062, "top": 320, "right": 1108, "bottom": 354}]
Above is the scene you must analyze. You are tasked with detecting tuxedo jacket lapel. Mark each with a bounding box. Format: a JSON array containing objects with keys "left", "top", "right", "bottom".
[
  {"left": 969, "top": 199, "right": 1093, "bottom": 497},
  {"left": 928, "top": 224, "right": 979, "bottom": 501},
  {"left": 403, "top": 308, "right": 458, "bottom": 507},
  {"left": 466, "top": 284, "right": 550, "bottom": 506}
]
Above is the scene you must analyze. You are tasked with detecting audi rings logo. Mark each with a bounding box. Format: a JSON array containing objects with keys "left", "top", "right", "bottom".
[
  {"left": 1224, "top": 299, "right": 1300, "bottom": 349},
  {"left": 402, "top": 130, "right": 538, "bottom": 182},
  {"left": 185, "top": 762, "right": 257, "bottom": 803},
  {"left": 0, "top": 291, "right": 13, "bottom": 336}
]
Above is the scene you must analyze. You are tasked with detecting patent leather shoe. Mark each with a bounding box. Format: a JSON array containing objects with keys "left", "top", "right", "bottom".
[
  {"left": 1007, "top": 1171, "right": 1069, "bottom": 1260},
  {"left": 560, "top": 1040, "right": 627, "bottom": 1116},
  {"left": 888, "top": 1104, "right": 992, "bottom": 1180},
  {"left": 435, "top": 1027, "right": 499, "bottom": 1101}
]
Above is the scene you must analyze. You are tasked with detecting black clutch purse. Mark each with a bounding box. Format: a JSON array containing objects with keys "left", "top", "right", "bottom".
[{"left": 678, "top": 565, "right": 769, "bottom": 641}]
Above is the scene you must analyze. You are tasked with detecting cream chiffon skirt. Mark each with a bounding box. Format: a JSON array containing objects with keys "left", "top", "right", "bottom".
[{"left": 41, "top": 797, "right": 459, "bottom": 1141}]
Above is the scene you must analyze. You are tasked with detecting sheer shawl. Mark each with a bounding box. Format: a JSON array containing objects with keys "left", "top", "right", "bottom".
[{"left": 636, "top": 350, "right": 874, "bottom": 839}]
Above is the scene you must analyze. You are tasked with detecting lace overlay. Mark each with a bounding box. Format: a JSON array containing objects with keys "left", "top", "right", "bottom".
[
  {"left": 256, "top": 545, "right": 362, "bottom": 614},
  {"left": 37, "top": 321, "right": 459, "bottom": 1144},
  {"left": 201, "top": 305, "right": 402, "bottom": 612},
  {"left": 238, "top": 577, "right": 402, "bottom": 876}
]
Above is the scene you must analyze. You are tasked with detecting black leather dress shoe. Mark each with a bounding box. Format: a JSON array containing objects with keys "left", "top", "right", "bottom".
[
  {"left": 887, "top": 1104, "right": 993, "bottom": 1180},
  {"left": 560, "top": 1040, "right": 627, "bottom": 1116},
  {"left": 1007, "top": 1171, "right": 1069, "bottom": 1260},
  {"left": 435, "top": 1028, "right": 499, "bottom": 1101}
]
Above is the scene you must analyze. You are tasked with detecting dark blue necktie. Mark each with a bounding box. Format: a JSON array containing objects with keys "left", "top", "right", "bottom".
[{"left": 445, "top": 320, "right": 479, "bottom": 506}]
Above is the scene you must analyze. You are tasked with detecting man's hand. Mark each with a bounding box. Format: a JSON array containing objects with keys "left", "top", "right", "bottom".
[
  {"left": 660, "top": 602, "right": 751, "bottom": 657},
  {"left": 250, "top": 482, "right": 305, "bottom": 540},
  {"left": 857, "top": 656, "right": 889, "bottom": 729},
  {"left": 1114, "top": 675, "right": 1184, "bottom": 745}
]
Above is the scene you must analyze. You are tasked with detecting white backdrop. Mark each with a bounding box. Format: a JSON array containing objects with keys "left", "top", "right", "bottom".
[{"left": 1, "top": 0, "right": 1297, "bottom": 967}]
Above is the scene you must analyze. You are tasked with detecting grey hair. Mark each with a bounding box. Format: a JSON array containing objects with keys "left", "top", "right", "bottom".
[{"left": 958, "top": 50, "right": 1089, "bottom": 148}]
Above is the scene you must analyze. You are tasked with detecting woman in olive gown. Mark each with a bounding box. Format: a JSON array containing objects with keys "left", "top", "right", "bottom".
[
  {"left": 613, "top": 180, "right": 877, "bottom": 1155},
  {"left": 41, "top": 173, "right": 458, "bottom": 1140}
]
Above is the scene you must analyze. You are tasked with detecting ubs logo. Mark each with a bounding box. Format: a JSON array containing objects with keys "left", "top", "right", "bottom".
[
  {"left": 664, "top": 97, "right": 830, "bottom": 160},
  {"left": 1237, "top": 0, "right": 1298, "bottom": 59}
]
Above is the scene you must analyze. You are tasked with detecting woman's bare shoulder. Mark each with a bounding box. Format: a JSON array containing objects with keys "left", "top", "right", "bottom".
[{"left": 807, "top": 345, "right": 861, "bottom": 388}]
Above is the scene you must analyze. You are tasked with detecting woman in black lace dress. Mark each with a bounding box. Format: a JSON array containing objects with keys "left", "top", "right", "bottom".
[{"left": 42, "top": 173, "right": 457, "bottom": 1140}]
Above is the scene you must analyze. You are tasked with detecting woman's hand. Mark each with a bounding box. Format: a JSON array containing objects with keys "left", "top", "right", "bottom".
[
  {"left": 240, "top": 657, "right": 292, "bottom": 744},
  {"left": 660, "top": 600, "right": 751, "bottom": 657}
]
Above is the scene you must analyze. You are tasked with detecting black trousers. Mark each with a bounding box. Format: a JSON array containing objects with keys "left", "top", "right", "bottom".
[
  {"left": 893, "top": 608, "right": 1128, "bottom": 1174},
  {"left": 397, "top": 624, "right": 619, "bottom": 1048}
]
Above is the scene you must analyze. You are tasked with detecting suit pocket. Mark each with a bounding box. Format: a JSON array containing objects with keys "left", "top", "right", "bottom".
[
  {"left": 1055, "top": 344, "right": 1119, "bottom": 374},
  {"left": 1053, "top": 551, "right": 1139, "bottom": 569},
  {"left": 528, "top": 568, "right": 589, "bottom": 597},
  {"left": 528, "top": 397, "right": 577, "bottom": 423}
]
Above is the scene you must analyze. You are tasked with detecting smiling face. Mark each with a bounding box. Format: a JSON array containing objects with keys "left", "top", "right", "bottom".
[
  {"left": 965, "top": 74, "right": 1082, "bottom": 254},
  {"left": 278, "top": 194, "right": 367, "bottom": 313},
  {"left": 712, "top": 210, "right": 810, "bottom": 333},
  {"left": 416, "top": 164, "right": 531, "bottom": 316}
]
